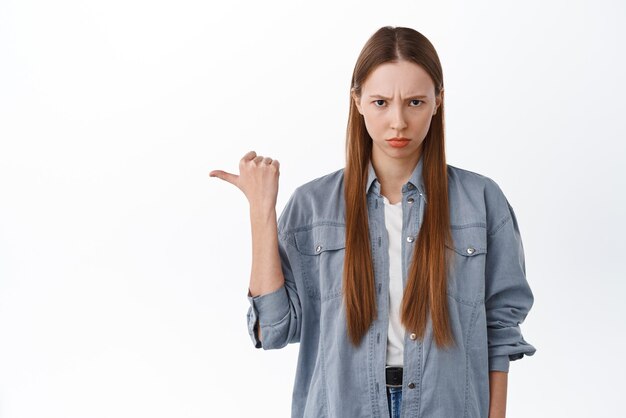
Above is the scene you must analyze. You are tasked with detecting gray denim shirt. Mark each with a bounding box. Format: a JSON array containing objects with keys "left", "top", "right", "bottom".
[{"left": 246, "top": 155, "right": 536, "bottom": 418}]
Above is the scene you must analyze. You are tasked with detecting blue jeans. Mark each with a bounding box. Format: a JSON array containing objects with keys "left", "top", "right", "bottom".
[{"left": 386, "top": 386, "right": 402, "bottom": 418}]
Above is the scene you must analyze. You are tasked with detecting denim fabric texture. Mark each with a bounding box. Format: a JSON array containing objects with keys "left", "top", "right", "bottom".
[
  {"left": 246, "top": 155, "right": 536, "bottom": 418},
  {"left": 387, "top": 386, "right": 403, "bottom": 418}
]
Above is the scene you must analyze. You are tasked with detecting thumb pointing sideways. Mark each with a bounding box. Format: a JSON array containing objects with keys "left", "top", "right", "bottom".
[{"left": 209, "top": 170, "right": 238, "bottom": 186}]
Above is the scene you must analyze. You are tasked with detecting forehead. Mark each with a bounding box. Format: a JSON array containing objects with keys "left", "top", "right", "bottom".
[{"left": 361, "top": 60, "right": 435, "bottom": 95}]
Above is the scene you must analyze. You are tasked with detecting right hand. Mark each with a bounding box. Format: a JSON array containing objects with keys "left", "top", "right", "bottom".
[{"left": 209, "top": 150, "right": 280, "bottom": 211}]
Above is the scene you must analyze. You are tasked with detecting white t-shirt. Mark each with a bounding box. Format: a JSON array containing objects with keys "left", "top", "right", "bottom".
[{"left": 382, "top": 194, "right": 405, "bottom": 367}]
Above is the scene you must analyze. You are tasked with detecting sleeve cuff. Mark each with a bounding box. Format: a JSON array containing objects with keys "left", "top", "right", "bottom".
[
  {"left": 489, "top": 355, "right": 510, "bottom": 372},
  {"left": 246, "top": 285, "right": 289, "bottom": 348}
]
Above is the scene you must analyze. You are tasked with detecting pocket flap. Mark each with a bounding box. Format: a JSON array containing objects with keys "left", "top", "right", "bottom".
[
  {"left": 445, "top": 226, "right": 488, "bottom": 257},
  {"left": 295, "top": 224, "right": 346, "bottom": 255}
]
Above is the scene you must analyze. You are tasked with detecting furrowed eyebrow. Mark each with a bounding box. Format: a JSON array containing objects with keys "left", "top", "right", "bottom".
[{"left": 368, "top": 94, "right": 429, "bottom": 100}]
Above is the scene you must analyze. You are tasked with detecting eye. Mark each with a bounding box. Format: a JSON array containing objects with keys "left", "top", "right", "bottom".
[
  {"left": 410, "top": 99, "right": 423, "bottom": 106},
  {"left": 374, "top": 99, "right": 386, "bottom": 107}
]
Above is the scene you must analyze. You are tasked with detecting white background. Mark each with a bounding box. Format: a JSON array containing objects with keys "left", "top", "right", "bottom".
[{"left": 1, "top": 1, "right": 624, "bottom": 417}]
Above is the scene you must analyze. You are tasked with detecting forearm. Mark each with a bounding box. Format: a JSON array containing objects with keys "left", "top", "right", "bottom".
[
  {"left": 488, "top": 370, "right": 508, "bottom": 418},
  {"left": 247, "top": 206, "right": 285, "bottom": 343},
  {"left": 248, "top": 206, "right": 284, "bottom": 297}
]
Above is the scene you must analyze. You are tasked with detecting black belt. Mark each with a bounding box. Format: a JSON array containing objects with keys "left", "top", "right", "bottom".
[{"left": 385, "top": 366, "right": 403, "bottom": 388}]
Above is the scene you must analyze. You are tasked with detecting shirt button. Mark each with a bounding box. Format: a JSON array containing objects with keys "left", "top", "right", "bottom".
[
  {"left": 466, "top": 247, "right": 475, "bottom": 255},
  {"left": 406, "top": 236, "right": 414, "bottom": 243},
  {"left": 407, "top": 197, "right": 414, "bottom": 204},
  {"left": 408, "top": 382, "right": 416, "bottom": 389},
  {"left": 316, "top": 245, "right": 323, "bottom": 253},
  {"left": 409, "top": 333, "right": 417, "bottom": 340}
]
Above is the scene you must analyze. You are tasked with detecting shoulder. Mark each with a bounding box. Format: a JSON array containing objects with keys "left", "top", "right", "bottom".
[
  {"left": 278, "top": 167, "right": 345, "bottom": 233},
  {"left": 447, "top": 163, "right": 493, "bottom": 189},
  {"left": 294, "top": 167, "right": 345, "bottom": 196},
  {"left": 446, "top": 164, "right": 514, "bottom": 234}
]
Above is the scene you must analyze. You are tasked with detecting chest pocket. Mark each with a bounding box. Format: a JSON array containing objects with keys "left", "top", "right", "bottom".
[
  {"left": 444, "top": 225, "right": 488, "bottom": 304},
  {"left": 294, "top": 224, "right": 346, "bottom": 301}
]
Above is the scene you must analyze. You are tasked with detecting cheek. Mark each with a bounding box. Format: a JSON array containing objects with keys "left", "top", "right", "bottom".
[
  {"left": 363, "top": 113, "right": 385, "bottom": 130},
  {"left": 362, "top": 115, "right": 380, "bottom": 136},
  {"left": 412, "top": 113, "right": 433, "bottom": 133}
]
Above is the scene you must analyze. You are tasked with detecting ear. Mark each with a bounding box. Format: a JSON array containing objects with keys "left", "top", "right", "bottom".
[
  {"left": 351, "top": 90, "right": 363, "bottom": 115},
  {"left": 433, "top": 88, "right": 444, "bottom": 115}
]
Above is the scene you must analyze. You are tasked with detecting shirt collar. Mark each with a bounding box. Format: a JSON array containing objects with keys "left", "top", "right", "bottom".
[{"left": 365, "top": 154, "right": 425, "bottom": 196}]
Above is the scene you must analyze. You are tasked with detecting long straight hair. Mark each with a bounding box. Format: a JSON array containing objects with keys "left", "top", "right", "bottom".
[{"left": 343, "top": 26, "right": 454, "bottom": 348}]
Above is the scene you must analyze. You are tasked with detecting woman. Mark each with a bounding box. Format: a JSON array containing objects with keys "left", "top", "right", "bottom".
[{"left": 210, "top": 26, "right": 536, "bottom": 418}]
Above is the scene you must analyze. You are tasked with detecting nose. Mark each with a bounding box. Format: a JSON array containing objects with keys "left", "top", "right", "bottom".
[{"left": 390, "top": 104, "right": 407, "bottom": 131}]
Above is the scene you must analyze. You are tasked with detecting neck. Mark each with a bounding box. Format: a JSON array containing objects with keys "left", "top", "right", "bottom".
[{"left": 371, "top": 147, "right": 423, "bottom": 196}]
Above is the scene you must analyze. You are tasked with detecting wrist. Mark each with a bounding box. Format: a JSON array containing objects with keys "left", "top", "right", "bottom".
[{"left": 249, "top": 205, "right": 277, "bottom": 224}]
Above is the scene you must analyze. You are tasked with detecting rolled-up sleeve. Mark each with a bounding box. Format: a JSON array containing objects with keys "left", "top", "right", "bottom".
[
  {"left": 247, "top": 285, "right": 290, "bottom": 349},
  {"left": 485, "top": 199, "right": 536, "bottom": 372}
]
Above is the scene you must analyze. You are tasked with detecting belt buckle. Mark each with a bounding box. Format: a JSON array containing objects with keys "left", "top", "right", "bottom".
[{"left": 385, "top": 366, "right": 403, "bottom": 388}]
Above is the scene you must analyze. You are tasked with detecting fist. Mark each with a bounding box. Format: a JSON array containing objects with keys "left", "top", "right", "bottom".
[{"left": 209, "top": 150, "right": 280, "bottom": 211}]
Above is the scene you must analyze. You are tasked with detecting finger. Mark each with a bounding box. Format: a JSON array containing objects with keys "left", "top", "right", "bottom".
[
  {"left": 271, "top": 159, "right": 280, "bottom": 170},
  {"left": 252, "top": 155, "right": 264, "bottom": 163},
  {"left": 263, "top": 157, "right": 273, "bottom": 164},
  {"left": 209, "top": 170, "right": 239, "bottom": 185},
  {"left": 242, "top": 150, "right": 257, "bottom": 162}
]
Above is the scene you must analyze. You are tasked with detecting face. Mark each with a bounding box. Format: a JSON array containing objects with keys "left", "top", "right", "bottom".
[{"left": 352, "top": 59, "right": 443, "bottom": 163}]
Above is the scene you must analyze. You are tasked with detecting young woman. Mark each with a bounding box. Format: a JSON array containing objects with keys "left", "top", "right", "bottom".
[{"left": 210, "top": 26, "right": 536, "bottom": 418}]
